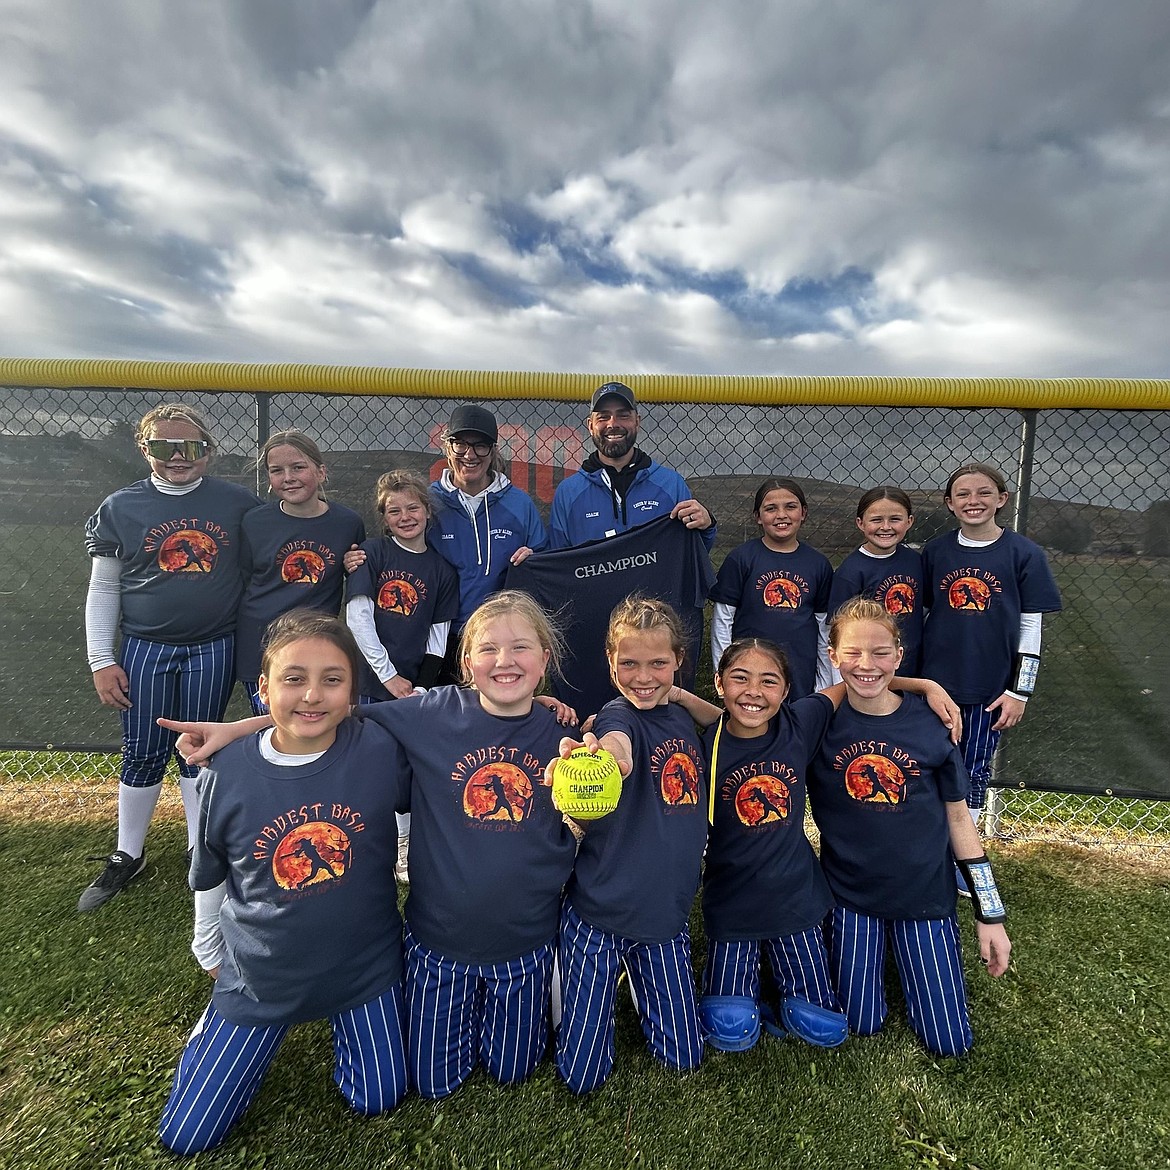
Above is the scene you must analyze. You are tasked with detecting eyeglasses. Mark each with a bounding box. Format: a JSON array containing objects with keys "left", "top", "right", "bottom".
[
  {"left": 144, "top": 439, "right": 211, "bottom": 461},
  {"left": 446, "top": 437, "right": 493, "bottom": 457}
]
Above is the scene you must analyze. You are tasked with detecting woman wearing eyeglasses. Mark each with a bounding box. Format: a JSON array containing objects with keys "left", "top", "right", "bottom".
[
  {"left": 428, "top": 404, "right": 548, "bottom": 681},
  {"left": 79, "top": 403, "right": 261, "bottom": 913}
]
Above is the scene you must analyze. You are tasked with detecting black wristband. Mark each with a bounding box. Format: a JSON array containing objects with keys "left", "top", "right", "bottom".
[
  {"left": 955, "top": 855, "right": 1006, "bottom": 924},
  {"left": 1011, "top": 653, "right": 1040, "bottom": 696}
]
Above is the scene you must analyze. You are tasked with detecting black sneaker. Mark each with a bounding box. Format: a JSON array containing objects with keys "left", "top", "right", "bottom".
[{"left": 78, "top": 851, "right": 146, "bottom": 911}]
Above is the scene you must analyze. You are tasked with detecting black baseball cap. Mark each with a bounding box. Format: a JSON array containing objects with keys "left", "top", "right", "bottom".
[
  {"left": 446, "top": 404, "right": 498, "bottom": 443},
  {"left": 590, "top": 381, "right": 637, "bottom": 412}
]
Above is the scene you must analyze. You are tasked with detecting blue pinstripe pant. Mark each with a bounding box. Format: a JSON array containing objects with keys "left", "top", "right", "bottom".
[
  {"left": 556, "top": 901, "right": 702, "bottom": 1096},
  {"left": 703, "top": 927, "right": 840, "bottom": 1011},
  {"left": 119, "top": 634, "right": 236, "bottom": 787},
  {"left": 959, "top": 702, "right": 1001, "bottom": 811},
  {"left": 824, "top": 906, "right": 973, "bottom": 1057},
  {"left": 404, "top": 922, "right": 554, "bottom": 1099},
  {"left": 158, "top": 984, "right": 407, "bottom": 1155}
]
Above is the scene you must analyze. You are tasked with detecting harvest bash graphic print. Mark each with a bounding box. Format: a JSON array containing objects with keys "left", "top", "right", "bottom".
[
  {"left": 880, "top": 579, "right": 917, "bottom": 615},
  {"left": 832, "top": 738, "right": 922, "bottom": 807},
  {"left": 157, "top": 530, "right": 218, "bottom": 573},
  {"left": 451, "top": 745, "right": 545, "bottom": 829},
  {"left": 252, "top": 802, "right": 367, "bottom": 897},
  {"left": 762, "top": 575, "right": 803, "bottom": 608},
  {"left": 940, "top": 566, "right": 1003, "bottom": 612},
  {"left": 735, "top": 774, "right": 790, "bottom": 825},
  {"left": 652, "top": 738, "right": 703, "bottom": 807},
  {"left": 377, "top": 577, "right": 420, "bottom": 615},
  {"left": 145, "top": 516, "right": 238, "bottom": 574}
]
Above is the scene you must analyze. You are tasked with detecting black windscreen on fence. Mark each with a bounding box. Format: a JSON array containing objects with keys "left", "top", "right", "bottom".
[{"left": 2, "top": 384, "right": 1168, "bottom": 801}]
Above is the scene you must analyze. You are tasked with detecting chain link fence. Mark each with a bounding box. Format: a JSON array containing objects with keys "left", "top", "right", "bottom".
[{"left": 2, "top": 383, "right": 1167, "bottom": 851}]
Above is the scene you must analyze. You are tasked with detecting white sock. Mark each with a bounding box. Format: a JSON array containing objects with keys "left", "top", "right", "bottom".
[
  {"left": 396, "top": 811, "right": 411, "bottom": 839},
  {"left": 179, "top": 774, "right": 202, "bottom": 849},
  {"left": 116, "top": 783, "right": 163, "bottom": 858}
]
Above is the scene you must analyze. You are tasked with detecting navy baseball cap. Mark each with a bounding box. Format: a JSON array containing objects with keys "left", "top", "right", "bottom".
[
  {"left": 590, "top": 382, "right": 637, "bottom": 412},
  {"left": 447, "top": 404, "right": 498, "bottom": 443}
]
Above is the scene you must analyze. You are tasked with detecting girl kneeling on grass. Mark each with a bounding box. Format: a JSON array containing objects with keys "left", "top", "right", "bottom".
[
  {"left": 158, "top": 611, "right": 408, "bottom": 1156},
  {"left": 808, "top": 598, "right": 1012, "bottom": 1058}
]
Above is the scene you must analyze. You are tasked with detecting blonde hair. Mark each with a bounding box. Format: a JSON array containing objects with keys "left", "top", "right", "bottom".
[
  {"left": 136, "top": 403, "right": 215, "bottom": 448},
  {"left": 458, "top": 590, "right": 565, "bottom": 686},
  {"left": 605, "top": 595, "right": 688, "bottom": 666},
  {"left": 260, "top": 609, "right": 360, "bottom": 704},
  {"left": 828, "top": 596, "right": 901, "bottom": 651},
  {"left": 374, "top": 469, "right": 432, "bottom": 533}
]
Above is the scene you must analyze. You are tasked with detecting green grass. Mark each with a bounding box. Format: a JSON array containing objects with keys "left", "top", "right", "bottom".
[{"left": 2, "top": 820, "right": 1167, "bottom": 1170}]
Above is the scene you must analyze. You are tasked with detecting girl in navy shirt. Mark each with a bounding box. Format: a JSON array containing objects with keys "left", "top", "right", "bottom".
[
  {"left": 551, "top": 597, "right": 708, "bottom": 1094},
  {"left": 829, "top": 486, "right": 925, "bottom": 675},
  {"left": 921, "top": 464, "right": 1062, "bottom": 818},
  {"left": 710, "top": 478, "right": 833, "bottom": 699},
  {"left": 236, "top": 430, "right": 365, "bottom": 714},
  {"left": 808, "top": 598, "right": 1012, "bottom": 1058},
  {"left": 159, "top": 611, "right": 408, "bottom": 1154},
  {"left": 81, "top": 403, "right": 259, "bottom": 912}
]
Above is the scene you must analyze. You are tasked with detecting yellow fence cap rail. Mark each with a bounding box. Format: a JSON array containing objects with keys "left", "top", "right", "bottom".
[{"left": 2, "top": 358, "right": 1169, "bottom": 411}]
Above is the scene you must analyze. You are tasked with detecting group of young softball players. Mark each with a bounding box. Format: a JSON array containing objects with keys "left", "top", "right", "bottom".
[{"left": 83, "top": 404, "right": 1060, "bottom": 1154}]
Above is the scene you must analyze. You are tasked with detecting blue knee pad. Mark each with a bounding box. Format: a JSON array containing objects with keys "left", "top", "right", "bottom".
[
  {"left": 771, "top": 996, "right": 848, "bottom": 1048},
  {"left": 698, "top": 995, "right": 760, "bottom": 1052}
]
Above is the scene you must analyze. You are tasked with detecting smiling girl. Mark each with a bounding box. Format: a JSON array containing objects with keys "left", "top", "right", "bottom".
[
  {"left": 710, "top": 478, "right": 833, "bottom": 700},
  {"left": 808, "top": 598, "right": 1012, "bottom": 1057},
  {"left": 921, "top": 464, "right": 1062, "bottom": 822},
  {"left": 551, "top": 596, "right": 708, "bottom": 1094},
  {"left": 829, "top": 486, "right": 925, "bottom": 674},
  {"left": 80, "top": 403, "right": 260, "bottom": 912},
  {"left": 235, "top": 431, "right": 365, "bottom": 715},
  {"left": 158, "top": 611, "right": 408, "bottom": 1155}
]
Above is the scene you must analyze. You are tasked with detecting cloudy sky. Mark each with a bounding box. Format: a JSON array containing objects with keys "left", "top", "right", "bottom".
[{"left": 2, "top": 1, "right": 1169, "bottom": 377}]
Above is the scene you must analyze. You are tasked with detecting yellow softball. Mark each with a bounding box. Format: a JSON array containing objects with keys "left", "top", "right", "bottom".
[{"left": 553, "top": 747, "right": 623, "bottom": 820}]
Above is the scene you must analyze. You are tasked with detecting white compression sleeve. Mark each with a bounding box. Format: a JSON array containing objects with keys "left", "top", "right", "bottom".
[
  {"left": 1019, "top": 612, "right": 1043, "bottom": 656},
  {"left": 711, "top": 603, "right": 735, "bottom": 668},
  {"left": 346, "top": 596, "right": 397, "bottom": 682},
  {"left": 191, "top": 882, "right": 226, "bottom": 972},
  {"left": 814, "top": 613, "right": 837, "bottom": 689},
  {"left": 85, "top": 556, "right": 123, "bottom": 670},
  {"left": 426, "top": 621, "right": 451, "bottom": 657}
]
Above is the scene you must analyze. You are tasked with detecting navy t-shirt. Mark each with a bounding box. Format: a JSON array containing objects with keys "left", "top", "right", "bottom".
[
  {"left": 565, "top": 699, "right": 708, "bottom": 944},
  {"left": 235, "top": 501, "right": 366, "bottom": 681},
  {"left": 921, "top": 529, "right": 1062, "bottom": 704},
  {"left": 807, "top": 694, "right": 968, "bottom": 921},
  {"left": 85, "top": 477, "right": 261, "bottom": 643},
  {"left": 709, "top": 539, "right": 833, "bottom": 699},
  {"left": 829, "top": 545, "right": 926, "bottom": 675},
  {"left": 361, "top": 687, "right": 577, "bottom": 964},
  {"left": 346, "top": 538, "right": 460, "bottom": 695},
  {"left": 191, "top": 717, "right": 408, "bottom": 1027},
  {"left": 506, "top": 516, "right": 715, "bottom": 719},
  {"left": 701, "top": 694, "right": 835, "bottom": 941}
]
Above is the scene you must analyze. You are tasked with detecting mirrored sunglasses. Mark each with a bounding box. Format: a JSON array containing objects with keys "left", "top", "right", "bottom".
[{"left": 144, "top": 439, "right": 211, "bottom": 461}]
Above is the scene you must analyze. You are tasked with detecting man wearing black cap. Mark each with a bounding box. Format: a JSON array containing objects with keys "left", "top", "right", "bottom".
[{"left": 549, "top": 382, "right": 716, "bottom": 550}]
